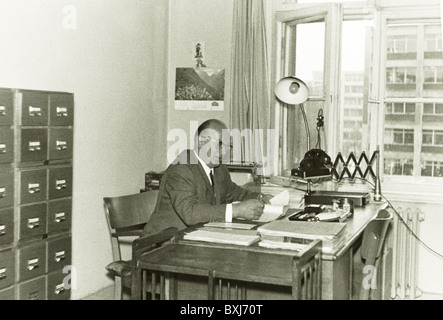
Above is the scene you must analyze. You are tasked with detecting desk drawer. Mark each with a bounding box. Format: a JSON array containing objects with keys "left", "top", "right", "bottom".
[
  {"left": 0, "top": 286, "right": 15, "bottom": 300},
  {"left": 47, "top": 270, "right": 70, "bottom": 300},
  {"left": 0, "top": 170, "right": 14, "bottom": 209},
  {"left": 48, "top": 128, "right": 73, "bottom": 160},
  {"left": 47, "top": 199, "right": 71, "bottom": 233},
  {"left": 0, "top": 249, "right": 14, "bottom": 289},
  {"left": 47, "top": 236, "right": 71, "bottom": 273},
  {"left": 18, "top": 276, "right": 47, "bottom": 300},
  {"left": 48, "top": 167, "right": 72, "bottom": 200},
  {"left": 19, "top": 128, "right": 48, "bottom": 163},
  {"left": 0, "top": 208, "right": 14, "bottom": 246},
  {"left": 49, "top": 93, "right": 74, "bottom": 126},
  {"left": 0, "top": 127, "right": 14, "bottom": 164},
  {"left": 17, "top": 242, "right": 47, "bottom": 282},
  {"left": 18, "top": 203, "right": 47, "bottom": 240},
  {"left": 19, "top": 169, "right": 47, "bottom": 204},
  {"left": 0, "top": 89, "right": 14, "bottom": 126},
  {"left": 20, "top": 91, "right": 49, "bottom": 126}
]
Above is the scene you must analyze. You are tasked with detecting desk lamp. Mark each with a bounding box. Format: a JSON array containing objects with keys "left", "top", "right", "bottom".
[{"left": 274, "top": 76, "right": 331, "bottom": 194}]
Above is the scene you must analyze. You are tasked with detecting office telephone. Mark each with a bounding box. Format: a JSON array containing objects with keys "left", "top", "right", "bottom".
[{"left": 292, "top": 149, "right": 332, "bottom": 178}]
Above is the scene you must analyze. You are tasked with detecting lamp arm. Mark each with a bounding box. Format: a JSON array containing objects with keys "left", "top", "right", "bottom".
[{"left": 300, "top": 104, "right": 310, "bottom": 151}]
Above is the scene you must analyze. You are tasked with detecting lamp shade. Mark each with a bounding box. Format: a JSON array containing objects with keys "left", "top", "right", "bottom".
[{"left": 275, "top": 76, "right": 309, "bottom": 105}]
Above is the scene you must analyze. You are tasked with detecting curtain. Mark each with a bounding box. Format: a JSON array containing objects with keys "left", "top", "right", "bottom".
[{"left": 230, "top": 0, "right": 271, "bottom": 175}]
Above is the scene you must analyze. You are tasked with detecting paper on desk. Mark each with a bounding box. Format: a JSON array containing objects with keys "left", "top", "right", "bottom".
[
  {"left": 269, "top": 190, "right": 289, "bottom": 206},
  {"left": 254, "top": 190, "right": 289, "bottom": 222},
  {"left": 203, "top": 222, "right": 256, "bottom": 230}
]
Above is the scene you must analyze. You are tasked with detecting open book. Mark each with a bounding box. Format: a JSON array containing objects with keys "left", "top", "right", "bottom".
[{"left": 253, "top": 190, "right": 290, "bottom": 222}]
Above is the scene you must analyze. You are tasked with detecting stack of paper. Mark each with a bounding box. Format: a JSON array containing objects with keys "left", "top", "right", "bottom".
[
  {"left": 183, "top": 227, "right": 260, "bottom": 246},
  {"left": 257, "top": 220, "right": 347, "bottom": 253}
]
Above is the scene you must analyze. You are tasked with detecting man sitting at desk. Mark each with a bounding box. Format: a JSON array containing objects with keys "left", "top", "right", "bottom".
[{"left": 144, "top": 119, "right": 271, "bottom": 234}]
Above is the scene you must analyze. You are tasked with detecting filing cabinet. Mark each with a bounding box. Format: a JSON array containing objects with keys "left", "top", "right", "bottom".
[
  {"left": 18, "top": 203, "right": 47, "bottom": 240},
  {"left": 18, "top": 276, "right": 47, "bottom": 300},
  {"left": 0, "top": 127, "right": 14, "bottom": 164},
  {"left": 0, "top": 286, "right": 14, "bottom": 300},
  {"left": 0, "top": 88, "right": 14, "bottom": 126},
  {"left": 0, "top": 170, "right": 14, "bottom": 209},
  {"left": 0, "top": 249, "right": 14, "bottom": 289},
  {"left": 0, "top": 208, "right": 14, "bottom": 246},
  {"left": 0, "top": 87, "right": 73, "bottom": 300}
]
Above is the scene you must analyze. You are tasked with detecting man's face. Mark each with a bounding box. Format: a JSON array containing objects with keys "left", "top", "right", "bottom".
[{"left": 197, "top": 126, "right": 230, "bottom": 168}]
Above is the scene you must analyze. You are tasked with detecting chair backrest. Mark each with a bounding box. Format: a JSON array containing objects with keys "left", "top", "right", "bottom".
[
  {"left": 104, "top": 190, "right": 159, "bottom": 233},
  {"left": 359, "top": 208, "right": 392, "bottom": 300},
  {"left": 361, "top": 208, "right": 392, "bottom": 261}
]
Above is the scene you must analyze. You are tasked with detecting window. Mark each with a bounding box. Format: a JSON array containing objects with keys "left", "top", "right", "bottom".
[{"left": 273, "top": 0, "right": 443, "bottom": 192}]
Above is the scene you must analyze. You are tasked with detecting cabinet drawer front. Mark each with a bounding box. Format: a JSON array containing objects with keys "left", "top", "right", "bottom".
[
  {"left": 21, "top": 91, "right": 49, "bottom": 126},
  {"left": 18, "top": 243, "right": 47, "bottom": 282},
  {"left": 0, "top": 286, "right": 15, "bottom": 300},
  {"left": 18, "top": 276, "right": 47, "bottom": 300},
  {"left": 49, "top": 93, "right": 74, "bottom": 126},
  {"left": 18, "top": 203, "right": 47, "bottom": 240},
  {"left": 47, "top": 199, "right": 71, "bottom": 233},
  {"left": 19, "top": 169, "right": 47, "bottom": 204},
  {"left": 48, "top": 167, "right": 72, "bottom": 200},
  {"left": 48, "top": 128, "right": 73, "bottom": 160},
  {"left": 0, "top": 208, "right": 14, "bottom": 246},
  {"left": 47, "top": 270, "right": 70, "bottom": 300},
  {"left": 0, "top": 249, "right": 14, "bottom": 289},
  {"left": 20, "top": 129, "right": 48, "bottom": 163},
  {"left": 0, "top": 127, "right": 14, "bottom": 164},
  {"left": 0, "top": 89, "right": 14, "bottom": 126},
  {"left": 47, "top": 236, "right": 71, "bottom": 273},
  {"left": 0, "top": 171, "right": 14, "bottom": 208}
]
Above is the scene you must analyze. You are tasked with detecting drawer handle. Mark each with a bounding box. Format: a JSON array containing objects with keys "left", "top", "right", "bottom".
[
  {"left": 55, "top": 212, "right": 66, "bottom": 223},
  {"left": 28, "top": 183, "right": 40, "bottom": 194},
  {"left": 0, "top": 143, "right": 6, "bottom": 154},
  {"left": 28, "top": 217, "right": 40, "bottom": 229},
  {"left": 28, "top": 106, "right": 42, "bottom": 117},
  {"left": 0, "top": 224, "right": 5, "bottom": 235},
  {"left": 56, "top": 107, "right": 68, "bottom": 117},
  {"left": 55, "top": 283, "right": 66, "bottom": 295},
  {"left": 55, "top": 250, "right": 66, "bottom": 262},
  {"left": 0, "top": 267, "right": 6, "bottom": 280},
  {"left": 27, "top": 258, "right": 39, "bottom": 271},
  {"left": 27, "top": 291, "right": 40, "bottom": 300},
  {"left": 56, "top": 140, "right": 67, "bottom": 151},
  {"left": 28, "top": 141, "right": 41, "bottom": 152},
  {"left": 56, "top": 179, "right": 67, "bottom": 190},
  {"left": 0, "top": 106, "right": 5, "bottom": 116},
  {"left": 0, "top": 187, "right": 5, "bottom": 198}
]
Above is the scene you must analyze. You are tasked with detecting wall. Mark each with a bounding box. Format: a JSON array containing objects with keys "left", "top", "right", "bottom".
[
  {"left": 0, "top": 0, "right": 169, "bottom": 299},
  {"left": 167, "top": 0, "right": 234, "bottom": 160}
]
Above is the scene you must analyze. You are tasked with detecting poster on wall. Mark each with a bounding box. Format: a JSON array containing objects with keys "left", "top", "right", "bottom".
[{"left": 174, "top": 67, "right": 225, "bottom": 111}]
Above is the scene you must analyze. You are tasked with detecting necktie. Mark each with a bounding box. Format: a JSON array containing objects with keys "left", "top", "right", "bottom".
[{"left": 209, "top": 170, "right": 215, "bottom": 191}]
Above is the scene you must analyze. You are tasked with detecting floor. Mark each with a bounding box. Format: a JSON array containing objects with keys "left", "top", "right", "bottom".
[{"left": 81, "top": 284, "right": 443, "bottom": 300}]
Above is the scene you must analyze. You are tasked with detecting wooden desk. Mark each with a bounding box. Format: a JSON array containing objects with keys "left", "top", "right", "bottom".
[
  {"left": 134, "top": 238, "right": 322, "bottom": 300},
  {"left": 134, "top": 200, "right": 390, "bottom": 300}
]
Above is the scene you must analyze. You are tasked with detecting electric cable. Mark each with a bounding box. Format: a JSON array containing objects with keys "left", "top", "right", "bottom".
[{"left": 336, "top": 176, "right": 443, "bottom": 259}]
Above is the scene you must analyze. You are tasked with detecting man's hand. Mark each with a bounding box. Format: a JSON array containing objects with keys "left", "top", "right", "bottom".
[
  {"left": 232, "top": 199, "right": 264, "bottom": 221},
  {"left": 258, "top": 193, "right": 274, "bottom": 204}
]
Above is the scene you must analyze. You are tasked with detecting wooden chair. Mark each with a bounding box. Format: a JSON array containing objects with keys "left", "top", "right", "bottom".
[
  {"left": 355, "top": 208, "right": 392, "bottom": 300},
  {"left": 103, "top": 190, "right": 159, "bottom": 300},
  {"left": 131, "top": 227, "right": 179, "bottom": 300}
]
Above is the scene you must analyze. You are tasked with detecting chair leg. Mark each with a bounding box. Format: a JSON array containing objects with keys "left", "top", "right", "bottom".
[{"left": 114, "top": 277, "right": 123, "bottom": 300}]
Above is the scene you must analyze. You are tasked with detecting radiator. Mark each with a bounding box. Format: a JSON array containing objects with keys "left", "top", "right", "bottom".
[{"left": 391, "top": 207, "right": 425, "bottom": 300}]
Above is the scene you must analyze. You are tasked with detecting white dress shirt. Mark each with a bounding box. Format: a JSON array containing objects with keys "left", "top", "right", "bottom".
[{"left": 194, "top": 150, "right": 233, "bottom": 222}]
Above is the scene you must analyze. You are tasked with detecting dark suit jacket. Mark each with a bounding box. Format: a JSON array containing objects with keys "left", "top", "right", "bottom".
[{"left": 143, "top": 149, "right": 259, "bottom": 234}]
